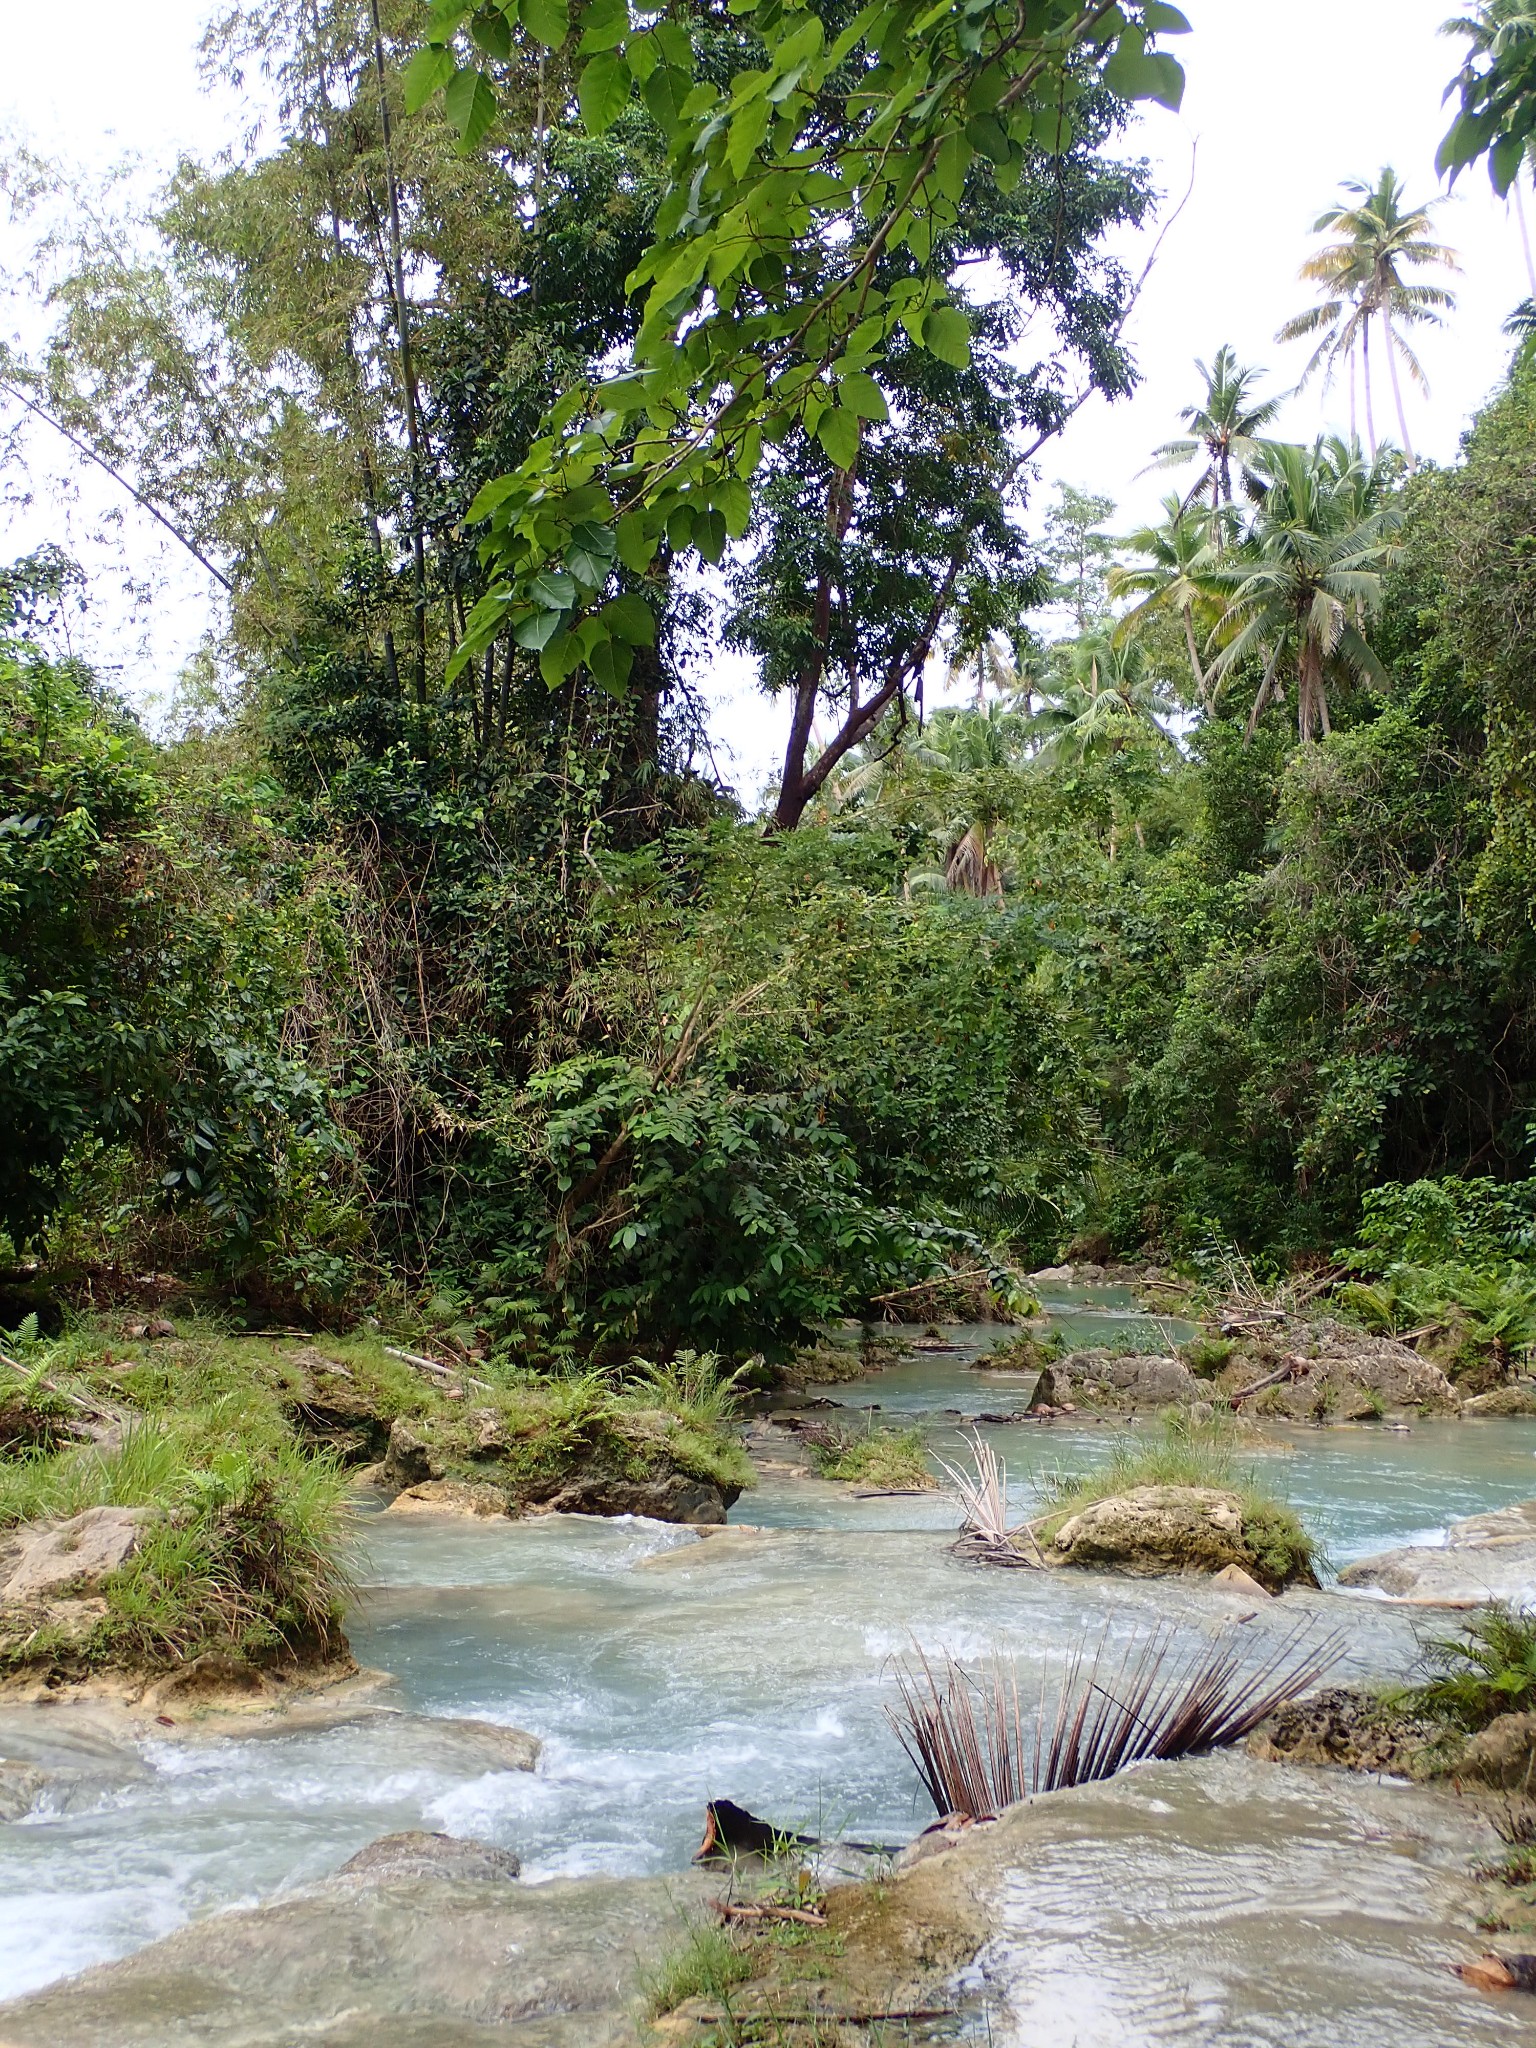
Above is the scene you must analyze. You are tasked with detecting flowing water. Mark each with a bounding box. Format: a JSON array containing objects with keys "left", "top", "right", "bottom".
[{"left": 3, "top": 1285, "right": 1536, "bottom": 2041}]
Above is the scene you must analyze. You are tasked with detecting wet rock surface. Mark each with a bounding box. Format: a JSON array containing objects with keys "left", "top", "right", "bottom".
[
  {"left": 1248, "top": 1683, "right": 1437, "bottom": 1776},
  {"left": 528, "top": 1470, "right": 739, "bottom": 1523},
  {"left": 0, "top": 1863, "right": 716, "bottom": 2047},
  {"left": 1339, "top": 1497, "right": 1536, "bottom": 1603},
  {"left": 335, "top": 1829, "right": 522, "bottom": 1884}
]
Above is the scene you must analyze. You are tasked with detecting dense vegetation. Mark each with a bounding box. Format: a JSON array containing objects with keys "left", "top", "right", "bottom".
[{"left": 3, "top": 0, "right": 1535, "bottom": 1383}]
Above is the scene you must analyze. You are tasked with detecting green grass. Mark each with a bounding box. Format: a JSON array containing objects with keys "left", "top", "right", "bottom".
[
  {"left": 807, "top": 1421, "right": 935, "bottom": 1490},
  {"left": 1036, "top": 1411, "right": 1317, "bottom": 1587},
  {"left": 639, "top": 1917, "right": 751, "bottom": 2016},
  {"left": 1399, "top": 1603, "right": 1536, "bottom": 1732},
  {"left": 0, "top": 1419, "right": 356, "bottom": 1673},
  {"left": 0, "top": 1315, "right": 757, "bottom": 1679}
]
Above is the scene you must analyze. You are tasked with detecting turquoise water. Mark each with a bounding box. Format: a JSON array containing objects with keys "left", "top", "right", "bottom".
[{"left": 2, "top": 1290, "right": 1535, "bottom": 2036}]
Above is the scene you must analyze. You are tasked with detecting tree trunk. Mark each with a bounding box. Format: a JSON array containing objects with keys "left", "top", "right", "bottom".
[
  {"left": 1517, "top": 173, "right": 1536, "bottom": 301},
  {"left": 369, "top": 0, "right": 430, "bottom": 701},
  {"left": 1381, "top": 302, "right": 1415, "bottom": 468},
  {"left": 1362, "top": 318, "right": 1378, "bottom": 459},
  {"left": 1181, "top": 600, "right": 1207, "bottom": 706}
]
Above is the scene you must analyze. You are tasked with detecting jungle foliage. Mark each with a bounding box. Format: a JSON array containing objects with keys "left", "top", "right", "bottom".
[{"left": 2, "top": 0, "right": 1535, "bottom": 1365}]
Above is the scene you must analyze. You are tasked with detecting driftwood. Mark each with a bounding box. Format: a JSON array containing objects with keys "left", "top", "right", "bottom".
[
  {"left": 1455, "top": 1952, "right": 1536, "bottom": 1993},
  {"left": 384, "top": 1345, "right": 492, "bottom": 1393},
  {"left": 715, "top": 1899, "right": 827, "bottom": 1928},
  {"left": 1228, "top": 1356, "right": 1310, "bottom": 1406}
]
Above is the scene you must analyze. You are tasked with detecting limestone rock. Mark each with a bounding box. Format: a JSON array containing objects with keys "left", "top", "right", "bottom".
[
  {"left": 1458, "top": 1712, "right": 1536, "bottom": 1794},
  {"left": 1464, "top": 1383, "right": 1536, "bottom": 1417},
  {"left": 1339, "top": 1497, "right": 1536, "bottom": 1603},
  {"left": 1213, "top": 1317, "right": 1457, "bottom": 1421},
  {"left": 1048, "top": 1485, "right": 1250, "bottom": 1578},
  {"left": 1052, "top": 1349, "right": 1203, "bottom": 1410},
  {"left": 383, "top": 1478, "right": 510, "bottom": 1518},
  {"left": 0, "top": 1759, "right": 48, "bottom": 1821},
  {"left": 0, "top": 1859, "right": 719, "bottom": 2046},
  {"left": 427, "top": 1717, "right": 542, "bottom": 1772},
  {"left": 1248, "top": 1685, "right": 1433, "bottom": 1776},
  {"left": 381, "top": 1417, "right": 440, "bottom": 1489},
  {"left": 533, "top": 1470, "right": 739, "bottom": 1524},
  {"left": 2, "top": 1507, "right": 153, "bottom": 1600},
  {"left": 335, "top": 1829, "right": 522, "bottom": 1884},
  {"left": 1212, "top": 1562, "right": 1272, "bottom": 1597}
]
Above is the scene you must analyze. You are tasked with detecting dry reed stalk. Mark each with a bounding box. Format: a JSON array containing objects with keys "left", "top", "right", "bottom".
[
  {"left": 934, "top": 1428, "right": 1045, "bottom": 1567},
  {"left": 888, "top": 1619, "right": 1346, "bottom": 1818}
]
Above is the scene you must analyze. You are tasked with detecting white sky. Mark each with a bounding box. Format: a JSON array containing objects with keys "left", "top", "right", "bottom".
[{"left": 1, "top": 0, "right": 1527, "bottom": 799}]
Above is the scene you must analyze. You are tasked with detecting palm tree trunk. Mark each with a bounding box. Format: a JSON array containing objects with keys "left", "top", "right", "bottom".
[
  {"left": 1381, "top": 302, "right": 1415, "bottom": 468},
  {"left": 1348, "top": 342, "right": 1357, "bottom": 447},
  {"left": 1516, "top": 173, "right": 1536, "bottom": 301},
  {"left": 1362, "top": 319, "right": 1378, "bottom": 458},
  {"left": 1181, "top": 600, "right": 1207, "bottom": 706}
]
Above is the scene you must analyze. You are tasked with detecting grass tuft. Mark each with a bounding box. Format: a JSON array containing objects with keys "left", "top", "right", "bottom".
[
  {"left": 639, "top": 1917, "right": 751, "bottom": 2017},
  {"left": 805, "top": 1420, "right": 934, "bottom": 1490}
]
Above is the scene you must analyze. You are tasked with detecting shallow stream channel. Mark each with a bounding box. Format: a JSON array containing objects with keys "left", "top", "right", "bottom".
[{"left": 6, "top": 1284, "right": 1536, "bottom": 2043}]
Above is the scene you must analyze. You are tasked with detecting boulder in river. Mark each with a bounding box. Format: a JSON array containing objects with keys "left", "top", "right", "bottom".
[
  {"left": 1043, "top": 1484, "right": 1317, "bottom": 1591},
  {"left": 532, "top": 1469, "right": 739, "bottom": 1522},
  {"left": 1458, "top": 1711, "right": 1536, "bottom": 1794},
  {"left": 1338, "top": 1498, "right": 1536, "bottom": 1604},
  {"left": 1052, "top": 1349, "right": 1203, "bottom": 1410}
]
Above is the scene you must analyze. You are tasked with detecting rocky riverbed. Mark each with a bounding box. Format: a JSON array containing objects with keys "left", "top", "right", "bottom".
[{"left": 5, "top": 1289, "right": 1536, "bottom": 2044}]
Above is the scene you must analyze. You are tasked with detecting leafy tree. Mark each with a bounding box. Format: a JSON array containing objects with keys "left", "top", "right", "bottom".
[
  {"left": 1441, "top": 0, "right": 1536, "bottom": 196},
  {"left": 411, "top": 0, "right": 1191, "bottom": 789},
  {"left": 1276, "top": 169, "right": 1458, "bottom": 463},
  {"left": 1040, "top": 483, "right": 1120, "bottom": 633}
]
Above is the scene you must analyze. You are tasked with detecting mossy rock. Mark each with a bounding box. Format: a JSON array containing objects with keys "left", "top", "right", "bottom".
[{"left": 1042, "top": 1485, "right": 1317, "bottom": 1592}]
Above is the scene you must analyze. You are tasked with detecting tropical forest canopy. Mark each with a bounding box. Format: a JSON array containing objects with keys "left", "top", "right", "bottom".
[{"left": 3, "top": 0, "right": 1536, "bottom": 1359}]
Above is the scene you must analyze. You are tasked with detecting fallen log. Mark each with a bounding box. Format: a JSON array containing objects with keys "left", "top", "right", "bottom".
[{"left": 1228, "top": 1356, "right": 1310, "bottom": 1407}]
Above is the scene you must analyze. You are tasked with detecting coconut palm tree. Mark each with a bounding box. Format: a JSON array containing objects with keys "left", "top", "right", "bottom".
[
  {"left": 1030, "top": 634, "right": 1176, "bottom": 765},
  {"left": 1277, "top": 170, "right": 1458, "bottom": 465},
  {"left": 1206, "top": 439, "right": 1404, "bottom": 744},
  {"left": 1108, "top": 495, "right": 1229, "bottom": 709},
  {"left": 1145, "top": 347, "right": 1285, "bottom": 516}
]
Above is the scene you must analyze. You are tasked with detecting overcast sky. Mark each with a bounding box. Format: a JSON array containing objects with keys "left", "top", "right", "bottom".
[{"left": 1, "top": 1, "right": 1527, "bottom": 800}]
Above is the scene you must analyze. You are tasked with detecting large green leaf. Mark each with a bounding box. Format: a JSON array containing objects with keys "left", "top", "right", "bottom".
[
  {"left": 921, "top": 304, "right": 971, "bottom": 369},
  {"left": 444, "top": 66, "right": 499, "bottom": 146},
  {"left": 578, "top": 50, "right": 631, "bottom": 132}
]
